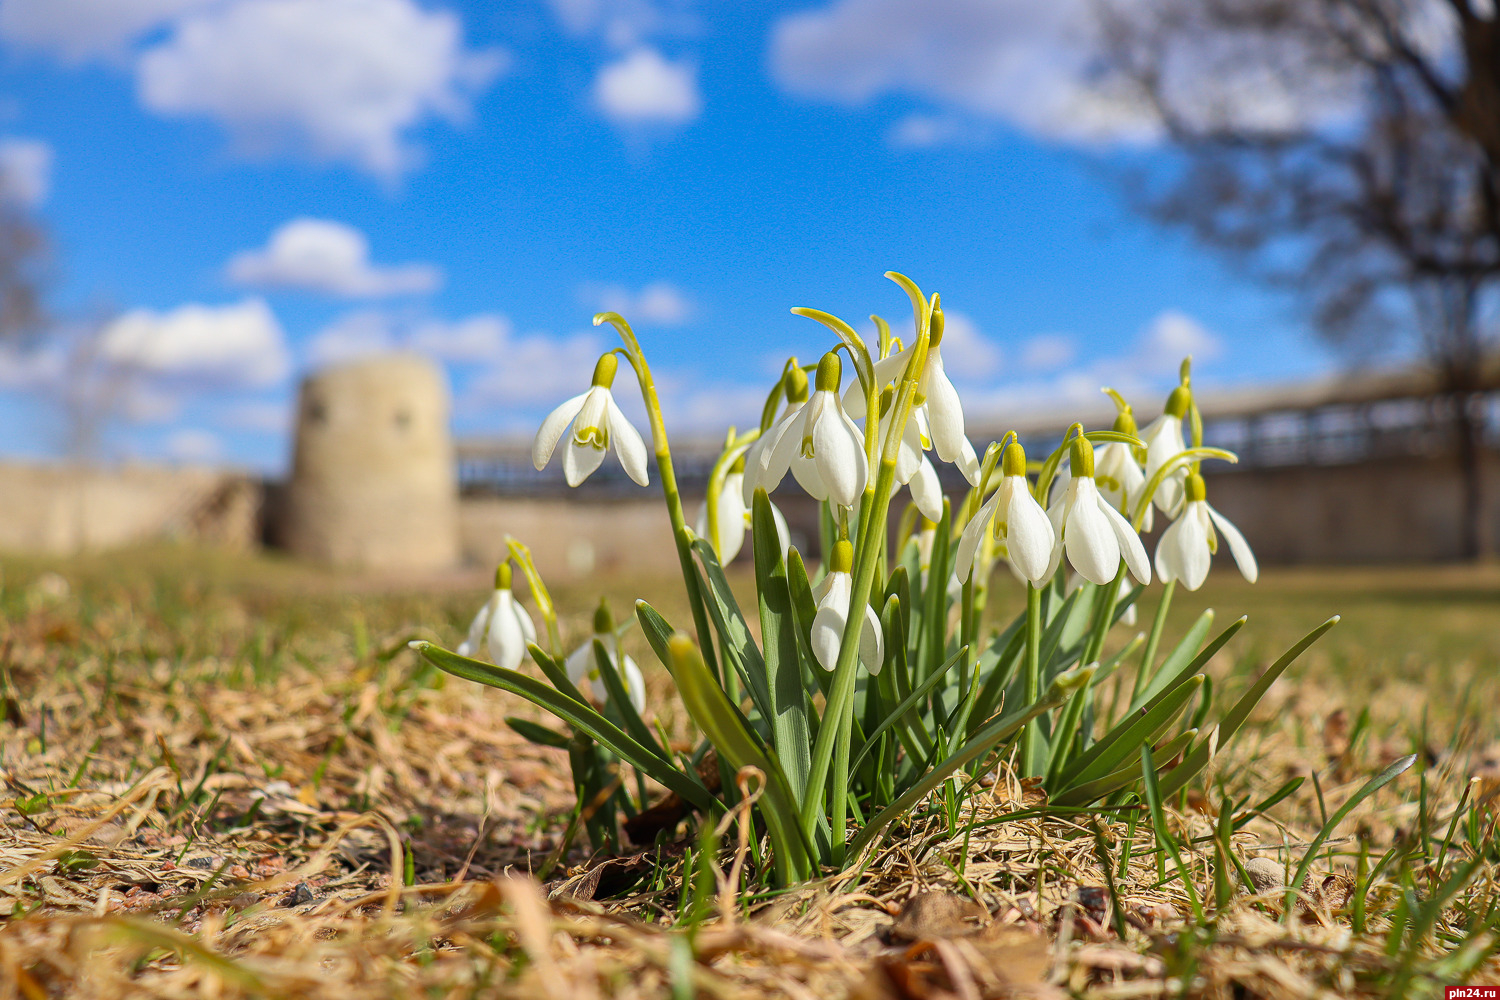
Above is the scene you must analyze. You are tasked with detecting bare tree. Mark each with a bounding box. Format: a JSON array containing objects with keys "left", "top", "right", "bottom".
[
  {"left": 1101, "top": 0, "right": 1500, "bottom": 557},
  {"left": 0, "top": 175, "right": 48, "bottom": 346}
]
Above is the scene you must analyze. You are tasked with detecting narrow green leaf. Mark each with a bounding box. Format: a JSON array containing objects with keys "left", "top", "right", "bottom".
[
  {"left": 850, "top": 644, "right": 967, "bottom": 775},
  {"left": 592, "top": 639, "right": 670, "bottom": 763},
  {"left": 666, "top": 635, "right": 815, "bottom": 883},
  {"left": 692, "top": 538, "right": 774, "bottom": 721},
  {"left": 505, "top": 717, "right": 570, "bottom": 750},
  {"left": 1053, "top": 729, "right": 1197, "bottom": 807},
  {"left": 413, "top": 641, "right": 718, "bottom": 814},
  {"left": 752, "top": 490, "right": 814, "bottom": 805},
  {"left": 1131, "top": 609, "right": 1217, "bottom": 711},
  {"left": 1159, "top": 615, "right": 1340, "bottom": 797},
  {"left": 848, "top": 664, "right": 1094, "bottom": 858},
  {"left": 1061, "top": 615, "right": 1243, "bottom": 786},
  {"left": 1283, "top": 753, "right": 1417, "bottom": 921}
]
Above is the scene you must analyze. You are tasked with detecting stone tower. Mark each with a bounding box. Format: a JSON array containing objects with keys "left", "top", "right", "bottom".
[{"left": 282, "top": 355, "right": 459, "bottom": 570}]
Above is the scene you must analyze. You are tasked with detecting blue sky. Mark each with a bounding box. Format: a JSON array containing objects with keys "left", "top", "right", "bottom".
[{"left": 0, "top": 0, "right": 1334, "bottom": 472}]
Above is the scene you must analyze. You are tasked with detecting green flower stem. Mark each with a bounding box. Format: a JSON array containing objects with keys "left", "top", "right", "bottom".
[
  {"left": 1081, "top": 563, "right": 1126, "bottom": 669},
  {"left": 1132, "top": 580, "right": 1176, "bottom": 701},
  {"left": 801, "top": 272, "right": 930, "bottom": 862},
  {"left": 1130, "top": 447, "right": 1238, "bottom": 530},
  {"left": 595, "top": 312, "right": 719, "bottom": 683},
  {"left": 505, "top": 537, "right": 563, "bottom": 657},
  {"left": 1021, "top": 582, "right": 1044, "bottom": 776}
]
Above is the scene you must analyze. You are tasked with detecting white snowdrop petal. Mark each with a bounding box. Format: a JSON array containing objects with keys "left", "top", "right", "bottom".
[
  {"left": 923, "top": 358, "right": 966, "bottom": 462},
  {"left": 622, "top": 655, "right": 647, "bottom": 715},
  {"left": 909, "top": 456, "right": 944, "bottom": 522},
  {"left": 458, "top": 597, "right": 493, "bottom": 660},
  {"left": 762, "top": 408, "right": 807, "bottom": 493},
  {"left": 487, "top": 593, "right": 529, "bottom": 671},
  {"left": 1005, "top": 479, "right": 1056, "bottom": 584},
  {"left": 532, "top": 393, "right": 588, "bottom": 471},
  {"left": 606, "top": 394, "right": 650, "bottom": 486},
  {"left": 563, "top": 436, "right": 608, "bottom": 486},
  {"left": 811, "top": 604, "right": 845, "bottom": 672},
  {"left": 860, "top": 603, "right": 884, "bottom": 674},
  {"left": 1064, "top": 483, "right": 1120, "bottom": 585},
  {"left": 956, "top": 436, "right": 981, "bottom": 486},
  {"left": 811, "top": 401, "right": 865, "bottom": 507},
  {"left": 953, "top": 493, "right": 1001, "bottom": 582},
  {"left": 1207, "top": 504, "right": 1259, "bottom": 583},
  {"left": 1097, "top": 493, "right": 1152, "bottom": 585}
]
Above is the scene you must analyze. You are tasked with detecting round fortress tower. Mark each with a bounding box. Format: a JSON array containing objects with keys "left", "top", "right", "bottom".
[{"left": 282, "top": 355, "right": 459, "bottom": 570}]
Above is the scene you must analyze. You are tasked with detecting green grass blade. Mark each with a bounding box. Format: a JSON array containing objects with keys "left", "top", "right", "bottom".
[
  {"left": 1158, "top": 615, "right": 1340, "bottom": 798},
  {"left": 592, "top": 639, "right": 670, "bottom": 763},
  {"left": 1283, "top": 752, "right": 1417, "bottom": 921},
  {"left": 849, "top": 643, "right": 967, "bottom": 776},
  {"left": 413, "top": 640, "right": 719, "bottom": 814},
  {"left": 1129, "top": 609, "right": 1217, "bottom": 712},
  {"left": 1052, "top": 729, "right": 1197, "bottom": 807},
  {"left": 691, "top": 538, "right": 774, "bottom": 721},
  {"left": 752, "top": 490, "right": 814, "bottom": 805},
  {"left": 1060, "top": 617, "right": 1243, "bottom": 786},
  {"left": 847, "top": 664, "right": 1094, "bottom": 859}
]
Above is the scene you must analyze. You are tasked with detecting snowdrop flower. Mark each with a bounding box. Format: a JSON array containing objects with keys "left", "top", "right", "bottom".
[
  {"left": 845, "top": 301, "right": 970, "bottom": 471},
  {"left": 811, "top": 539, "right": 884, "bottom": 674},
  {"left": 533, "top": 353, "right": 649, "bottom": 488},
  {"left": 1155, "top": 473, "right": 1258, "bottom": 590},
  {"left": 458, "top": 563, "right": 536, "bottom": 671},
  {"left": 742, "top": 366, "right": 808, "bottom": 506},
  {"left": 565, "top": 602, "right": 647, "bottom": 715},
  {"left": 1094, "top": 404, "right": 1153, "bottom": 531},
  {"left": 1045, "top": 437, "right": 1151, "bottom": 587},
  {"left": 954, "top": 442, "right": 1055, "bottom": 585},
  {"left": 1140, "top": 385, "right": 1191, "bottom": 517},
  {"left": 695, "top": 457, "right": 748, "bottom": 563},
  {"left": 874, "top": 387, "right": 944, "bottom": 521},
  {"left": 759, "top": 353, "right": 868, "bottom": 508}
]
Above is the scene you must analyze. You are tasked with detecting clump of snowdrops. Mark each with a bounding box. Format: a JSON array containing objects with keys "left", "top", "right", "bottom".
[{"left": 413, "top": 271, "right": 1337, "bottom": 885}]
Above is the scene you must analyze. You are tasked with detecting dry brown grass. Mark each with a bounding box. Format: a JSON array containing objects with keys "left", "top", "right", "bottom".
[{"left": 0, "top": 545, "right": 1496, "bottom": 999}]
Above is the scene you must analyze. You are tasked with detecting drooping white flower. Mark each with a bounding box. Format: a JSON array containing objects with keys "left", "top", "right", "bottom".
[
  {"left": 564, "top": 602, "right": 647, "bottom": 714},
  {"left": 954, "top": 441, "right": 1056, "bottom": 585},
  {"left": 458, "top": 563, "right": 536, "bottom": 671},
  {"left": 533, "top": 353, "right": 649, "bottom": 487},
  {"left": 810, "top": 539, "right": 884, "bottom": 674},
  {"left": 742, "top": 366, "right": 808, "bottom": 506},
  {"left": 1140, "top": 385, "right": 1192, "bottom": 517},
  {"left": 695, "top": 460, "right": 748, "bottom": 564},
  {"left": 844, "top": 302, "right": 969, "bottom": 470},
  {"left": 1045, "top": 437, "right": 1151, "bottom": 586},
  {"left": 759, "top": 352, "right": 868, "bottom": 508},
  {"left": 1155, "top": 473, "right": 1258, "bottom": 590},
  {"left": 1096, "top": 439, "right": 1153, "bottom": 533}
]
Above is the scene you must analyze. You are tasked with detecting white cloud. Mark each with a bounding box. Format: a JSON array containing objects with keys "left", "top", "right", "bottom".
[
  {"left": 936, "top": 311, "right": 1001, "bottom": 379},
  {"left": 464, "top": 330, "right": 605, "bottom": 408},
  {"left": 547, "top": 0, "right": 696, "bottom": 49},
  {"left": 1141, "top": 309, "right": 1221, "bottom": 365},
  {"left": 408, "top": 314, "right": 510, "bottom": 363},
  {"left": 165, "top": 427, "right": 223, "bottom": 463},
  {"left": 227, "top": 218, "right": 441, "bottom": 298},
  {"left": 887, "top": 113, "right": 993, "bottom": 150},
  {"left": 591, "top": 281, "right": 693, "bottom": 325},
  {"left": 0, "top": 0, "right": 216, "bottom": 62},
  {"left": 769, "top": 0, "right": 1359, "bottom": 146},
  {"left": 307, "top": 310, "right": 513, "bottom": 368},
  {"left": 592, "top": 47, "right": 700, "bottom": 127},
  {"left": 99, "top": 298, "right": 291, "bottom": 386},
  {"left": 305, "top": 310, "right": 397, "bottom": 367},
  {"left": 0, "top": 137, "right": 53, "bottom": 207},
  {"left": 1021, "top": 333, "right": 1076, "bottom": 371},
  {"left": 136, "top": 0, "right": 506, "bottom": 178}
]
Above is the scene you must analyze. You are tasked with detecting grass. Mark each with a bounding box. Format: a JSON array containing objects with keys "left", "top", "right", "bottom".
[{"left": 0, "top": 542, "right": 1496, "bottom": 998}]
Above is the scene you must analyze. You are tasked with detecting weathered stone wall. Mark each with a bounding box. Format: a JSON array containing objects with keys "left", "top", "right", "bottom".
[{"left": 0, "top": 462, "right": 259, "bottom": 555}]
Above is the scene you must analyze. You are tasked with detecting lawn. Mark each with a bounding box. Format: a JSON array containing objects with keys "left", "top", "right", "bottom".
[{"left": 0, "top": 544, "right": 1495, "bottom": 998}]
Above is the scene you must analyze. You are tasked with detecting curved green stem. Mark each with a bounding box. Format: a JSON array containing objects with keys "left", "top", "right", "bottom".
[
  {"left": 594, "top": 311, "right": 719, "bottom": 681},
  {"left": 801, "top": 272, "right": 930, "bottom": 862},
  {"left": 1129, "top": 447, "right": 1238, "bottom": 530},
  {"left": 504, "top": 536, "right": 564, "bottom": 657}
]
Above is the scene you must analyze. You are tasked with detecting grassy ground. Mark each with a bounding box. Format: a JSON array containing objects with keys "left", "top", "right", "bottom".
[{"left": 0, "top": 544, "right": 1496, "bottom": 998}]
